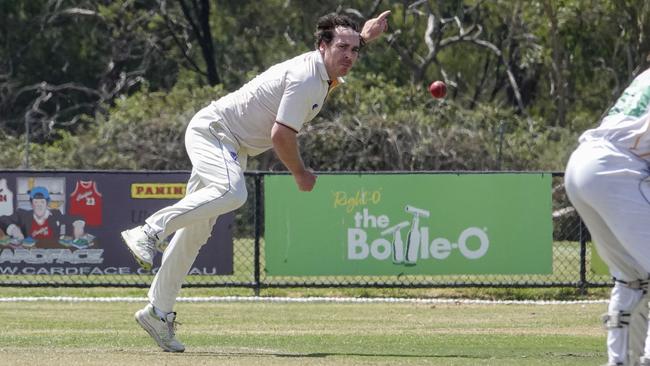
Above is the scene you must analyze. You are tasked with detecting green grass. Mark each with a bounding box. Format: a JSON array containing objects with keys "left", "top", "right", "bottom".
[{"left": 0, "top": 300, "right": 607, "bottom": 365}]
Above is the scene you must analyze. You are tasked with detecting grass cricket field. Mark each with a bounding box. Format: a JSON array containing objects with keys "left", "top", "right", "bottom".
[{"left": 0, "top": 297, "right": 606, "bottom": 365}]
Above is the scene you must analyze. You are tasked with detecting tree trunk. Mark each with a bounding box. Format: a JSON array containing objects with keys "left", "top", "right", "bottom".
[
  {"left": 179, "top": 0, "right": 220, "bottom": 86},
  {"left": 542, "top": 0, "right": 567, "bottom": 127}
]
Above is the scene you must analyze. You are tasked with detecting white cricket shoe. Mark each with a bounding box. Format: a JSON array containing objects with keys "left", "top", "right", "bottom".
[
  {"left": 135, "top": 304, "right": 185, "bottom": 352},
  {"left": 121, "top": 226, "right": 156, "bottom": 270}
]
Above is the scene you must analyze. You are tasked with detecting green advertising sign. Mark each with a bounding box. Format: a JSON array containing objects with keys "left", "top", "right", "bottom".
[
  {"left": 264, "top": 174, "right": 552, "bottom": 276},
  {"left": 590, "top": 243, "right": 609, "bottom": 276}
]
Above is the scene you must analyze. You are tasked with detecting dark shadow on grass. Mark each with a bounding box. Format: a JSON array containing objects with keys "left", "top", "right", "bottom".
[
  {"left": 122, "top": 348, "right": 602, "bottom": 362},
  {"left": 275, "top": 352, "right": 485, "bottom": 359},
  {"left": 179, "top": 351, "right": 485, "bottom": 359}
]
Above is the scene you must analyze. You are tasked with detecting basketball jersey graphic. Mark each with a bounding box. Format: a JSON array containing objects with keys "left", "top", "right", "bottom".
[
  {"left": 0, "top": 179, "right": 14, "bottom": 216},
  {"left": 69, "top": 180, "right": 103, "bottom": 226},
  {"left": 30, "top": 219, "right": 53, "bottom": 239}
]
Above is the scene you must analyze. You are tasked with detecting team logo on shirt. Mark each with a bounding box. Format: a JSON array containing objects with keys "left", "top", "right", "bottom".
[{"left": 312, "top": 103, "right": 319, "bottom": 110}]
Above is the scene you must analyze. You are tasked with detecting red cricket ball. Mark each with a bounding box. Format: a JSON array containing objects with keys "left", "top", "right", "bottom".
[{"left": 429, "top": 80, "right": 447, "bottom": 98}]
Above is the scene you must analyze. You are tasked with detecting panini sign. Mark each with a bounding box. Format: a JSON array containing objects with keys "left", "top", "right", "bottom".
[{"left": 131, "top": 183, "right": 186, "bottom": 199}]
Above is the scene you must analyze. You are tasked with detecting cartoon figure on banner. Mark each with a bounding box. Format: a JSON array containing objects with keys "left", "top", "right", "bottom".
[{"left": 0, "top": 186, "right": 95, "bottom": 249}]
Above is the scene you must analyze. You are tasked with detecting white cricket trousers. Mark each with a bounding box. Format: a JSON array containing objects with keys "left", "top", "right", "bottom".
[
  {"left": 145, "top": 106, "right": 248, "bottom": 313},
  {"left": 565, "top": 139, "right": 650, "bottom": 363}
]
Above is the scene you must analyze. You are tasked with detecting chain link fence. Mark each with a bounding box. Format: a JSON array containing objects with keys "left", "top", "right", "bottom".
[{"left": 0, "top": 171, "right": 612, "bottom": 290}]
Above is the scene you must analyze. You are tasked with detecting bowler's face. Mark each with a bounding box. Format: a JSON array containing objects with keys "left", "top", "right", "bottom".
[{"left": 320, "top": 26, "right": 360, "bottom": 80}]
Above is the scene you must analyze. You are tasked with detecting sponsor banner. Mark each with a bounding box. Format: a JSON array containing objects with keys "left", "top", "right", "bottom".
[
  {"left": 131, "top": 183, "right": 186, "bottom": 199},
  {"left": 264, "top": 174, "right": 553, "bottom": 276},
  {"left": 0, "top": 172, "right": 233, "bottom": 275}
]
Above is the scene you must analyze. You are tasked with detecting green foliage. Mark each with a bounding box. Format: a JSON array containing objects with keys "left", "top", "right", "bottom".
[
  {"left": 81, "top": 81, "right": 227, "bottom": 170},
  {"left": 301, "top": 76, "right": 577, "bottom": 172},
  {"left": 0, "top": 73, "right": 579, "bottom": 172},
  {"left": 0, "top": 132, "right": 25, "bottom": 168},
  {"left": 1, "top": 0, "right": 649, "bottom": 171},
  {"left": 1, "top": 81, "right": 226, "bottom": 169}
]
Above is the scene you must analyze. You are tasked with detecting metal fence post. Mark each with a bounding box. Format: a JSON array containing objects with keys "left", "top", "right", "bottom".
[
  {"left": 253, "top": 173, "right": 262, "bottom": 296},
  {"left": 578, "top": 218, "right": 588, "bottom": 295}
]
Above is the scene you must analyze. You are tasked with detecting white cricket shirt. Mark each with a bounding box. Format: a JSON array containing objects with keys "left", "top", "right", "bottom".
[
  {"left": 210, "top": 50, "right": 341, "bottom": 156},
  {"left": 580, "top": 68, "right": 650, "bottom": 160}
]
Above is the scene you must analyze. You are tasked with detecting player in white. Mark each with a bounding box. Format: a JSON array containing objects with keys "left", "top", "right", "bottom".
[
  {"left": 565, "top": 65, "right": 650, "bottom": 366},
  {"left": 120, "top": 11, "right": 391, "bottom": 352}
]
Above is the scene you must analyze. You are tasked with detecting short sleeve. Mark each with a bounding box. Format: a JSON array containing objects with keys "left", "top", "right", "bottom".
[{"left": 276, "top": 77, "right": 321, "bottom": 132}]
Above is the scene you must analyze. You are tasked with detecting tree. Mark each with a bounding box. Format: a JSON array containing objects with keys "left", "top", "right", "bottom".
[
  {"left": 0, "top": 0, "right": 179, "bottom": 166},
  {"left": 3, "top": 0, "right": 650, "bottom": 172},
  {"left": 383, "top": 0, "right": 529, "bottom": 113},
  {"left": 160, "top": 0, "right": 220, "bottom": 86}
]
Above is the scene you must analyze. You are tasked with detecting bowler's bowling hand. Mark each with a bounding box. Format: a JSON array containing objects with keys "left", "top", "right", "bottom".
[
  {"left": 294, "top": 170, "right": 317, "bottom": 192},
  {"left": 361, "top": 10, "right": 391, "bottom": 43}
]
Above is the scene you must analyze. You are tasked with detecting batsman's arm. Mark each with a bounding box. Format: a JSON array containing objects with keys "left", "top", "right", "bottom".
[{"left": 271, "top": 122, "right": 317, "bottom": 192}]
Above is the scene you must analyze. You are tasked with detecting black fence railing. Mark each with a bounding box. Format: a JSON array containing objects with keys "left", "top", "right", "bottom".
[{"left": 0, "top": 171, "right": 612, "bottom": 292}]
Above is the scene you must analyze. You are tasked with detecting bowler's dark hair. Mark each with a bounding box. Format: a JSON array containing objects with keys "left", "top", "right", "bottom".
[{"left": 314, "top": 13, "right": 360, "bottom": 48}]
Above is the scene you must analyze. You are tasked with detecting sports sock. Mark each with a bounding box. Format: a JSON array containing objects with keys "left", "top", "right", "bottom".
[
  {"left": 143, "top": 224, "right": 159, "bottom": 241},
  {"left": 152, "top": 305, "right": 168, "bottom": 319}
]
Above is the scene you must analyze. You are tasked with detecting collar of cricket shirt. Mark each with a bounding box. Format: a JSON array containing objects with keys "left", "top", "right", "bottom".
[{"left": 314, "top": 50, "right": 345, "bottom": 90}]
